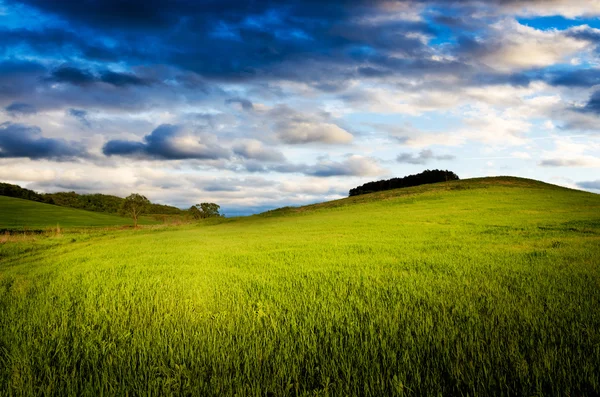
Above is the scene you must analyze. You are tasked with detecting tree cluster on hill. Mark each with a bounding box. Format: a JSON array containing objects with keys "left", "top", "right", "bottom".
[
  {"left": 0, "top": 182, "right": 54, "bottom": 204},
  {"left": 189, "top": 203, "right": 223, "bottom": 219},
  {"left": 349, "top": 169, "right": 459, "bottom": 196},
  {"left": 45, "top": 192, "right": 184, "bottom": 215},
  {"left": 0, "top": 182, "right": 185, "bottom": 215},
  {"left": 47, "top": 192, "right": 123, "bottom": 213}
]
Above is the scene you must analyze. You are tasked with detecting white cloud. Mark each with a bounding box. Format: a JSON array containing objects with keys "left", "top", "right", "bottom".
[
  {"left": 539, "top": 157, "right": 600, "bottom": 167},
  {"left": 476, "top": 20, "right": 592, "bottom": 72},
  {"left": 232, "top": 140, "right": 286, "bottom": 162},
  {"left": 502, "top": 1, "right": 600, "bottom": 18},
  {"left": 0, "top": 163, "right": 56, "bottom": 182},
  {"left": 539, "top": 137, "right": 600, "bottom": 167},
  {"left": 307, "top": 155, "right": 386, "bottom": 177},
  {"left": 277, "top": 121, "right": 353, "bottom": 144}
]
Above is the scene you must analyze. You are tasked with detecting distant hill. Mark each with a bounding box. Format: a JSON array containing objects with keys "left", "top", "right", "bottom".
[
  {"left": 349, "top": 169, "right": 459, "bottom": 196},
  {"left": 260, "top": 176, "right": 585, "bottom": 217},
  {"left": 0, "top": 182, "right": 184, "bottom": 215},
  {"left": 0, "top": 195, "right": 158, "bottom": 229},
  {"left": 0, "top": 182, "right": 53, "bottom": 204}
]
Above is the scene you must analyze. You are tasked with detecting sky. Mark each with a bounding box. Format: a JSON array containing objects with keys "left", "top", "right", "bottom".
[{"left": 0, "top": 0, "right": 599, "bottom": 215}]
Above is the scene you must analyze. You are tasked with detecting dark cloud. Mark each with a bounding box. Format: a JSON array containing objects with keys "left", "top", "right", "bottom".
[
  {"left": 203, "top": 184, "right": 240, "bottom": 192},
  {"left": 0, "top": 0, "right": 555, "bottom": 101},
  {"left": 0, "top": 122, "right": 85, "bottom": 160},
  {"left": 548, "top": 69, "right": 600, "bottom": 87},
  {"left": 49, "top": 66, "right": 96, "bottom": 86},
  {"left": 397, "top": 149, "right": 455, "bottom": 164},
  {"left": 67, "top": 108, "right": 91, "bottom": 127},
  {"left": 0, "top": 59, "right": 47, "bottom": 100},
  {"left": 48, "top": 66, "right": 150, "bottom": 87},
  {"left": 5, "top": 102, "right": 37, "bottom": 116},
  {"left": 0, "top": 27, "right": 124, "bottom": 62},
  {"left": 102, "top": 140, "right": 146, "bottom": 156},
  {"left": 99, "top": 71, "right": 150, "bottom": 87},
  {"left": 565, "top": 26, "right": 600, "bottom": 43},
  {"left": 10, "top": 0, "right": 212, "bottom": 29},
  {"left": 225, "top": 97, "right": 254, "bottom": 110},
  {"left": 579, "top": 90, "right": 600, "bottom": 114},
  {"left": 103, "top": 124, "right": 230, "bottom": 160},
  {"left": 1, "top": 0, "right": 436, "bottom": 86}
]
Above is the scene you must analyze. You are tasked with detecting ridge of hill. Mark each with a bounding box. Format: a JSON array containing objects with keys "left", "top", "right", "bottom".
[
  {"left": 2, "top": 177, "right": 596, "bottom": 229},
  {"left": 259, "top": 176, "right": 593, "bottom": 217},
  {"left": 0, "top": 182, "right": 184, "bottom": 215},
  {"left": 0, "top": 195, "right": 158, "bottom": 229}
]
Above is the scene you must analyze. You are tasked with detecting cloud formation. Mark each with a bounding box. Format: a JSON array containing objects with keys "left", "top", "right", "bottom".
[
  {"left": 269, "top": 107, "right": 353, "bottom": 144},
  {"left": 103, "top": 124, "right": 230, "bottom": 160},
  {"left": 397, "top": 149, "right": 455, "bottom": 164},
  {"left": 5, "top": 102, "right": 37, "bottom": 117},
  {"left": 0, "top": 122, "right": 85, "bottom": 160},
  {"left": 232, "top": 140, "right": 286, "bottom": 162}
]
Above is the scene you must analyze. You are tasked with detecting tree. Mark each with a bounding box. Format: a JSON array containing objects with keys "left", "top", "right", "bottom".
[
  {"left": 189, "top": 205, "right": 202, "bottom": 220},
  {"left": 190, "top": 202, "right": 222, "bottom": 219},
  {"left": 120, "top": 193, "right": 150, "bottom": 228}
]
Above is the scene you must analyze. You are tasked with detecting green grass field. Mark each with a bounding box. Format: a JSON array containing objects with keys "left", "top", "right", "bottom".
[
  {"left": 1, "top": 177, "right": 599, "bottom": 396},
  {"left": 0, "top": 195, "right": 158, "bottom": 229}
]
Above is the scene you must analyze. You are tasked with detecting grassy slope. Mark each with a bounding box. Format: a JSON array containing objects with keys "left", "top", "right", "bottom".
[
  {"left": 1, "top": 177, "right": 599, "bottom": 396},
  {"left": 0, "top": 195, "right": 157, "bottom": 229}
]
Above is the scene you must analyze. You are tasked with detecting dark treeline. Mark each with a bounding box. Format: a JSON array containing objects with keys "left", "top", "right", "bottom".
[
  {"left": 349, "top": 169, "right": 459, "bottom": 196},
  {"left": 0, "top": 183, "right": 53, "bottom": 203},
  {"left": 0, "top": 182, "right": 184, "bottom": 215}
]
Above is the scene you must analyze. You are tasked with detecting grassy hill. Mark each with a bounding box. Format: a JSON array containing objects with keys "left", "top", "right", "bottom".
[
  {"left": 0, "top": 195, "right": 158, "bottom": 229},
  {"left": 1, "top": 177, "right": 599, "bottom": 395}
]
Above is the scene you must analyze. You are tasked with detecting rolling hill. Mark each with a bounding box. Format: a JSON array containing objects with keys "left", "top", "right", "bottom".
[
  {"left": 1, "top": 177, "right": 599, "bottom": 395},
  {"left": 0, "top": 195, "right": 158, "bottom": 229}
]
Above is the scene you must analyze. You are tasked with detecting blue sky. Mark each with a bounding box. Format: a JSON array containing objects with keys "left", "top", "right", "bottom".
[{"left": 0, "top": 0, "right": 599, "bottom": 215}]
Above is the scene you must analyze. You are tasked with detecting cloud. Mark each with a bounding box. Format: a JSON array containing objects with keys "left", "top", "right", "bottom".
[
  {"left": 539, "top": 157, "right": 600, "bottom": 167},
  {"left": 225, "top": 97, "right": 254, "bottom": 111},
  {"left": 67, "top": 108, "right": 91, "bottom": 127},
  {"left": 548, "top": 68, "right": 600, "bottom": 87},
  {"left": 397, "top": 149, "right": 455, "bottom": 164},
  {"left": 102, "top": 124, "right": 230, "bottom": 160},
  {"left": 232, "top": 140, "right": 285, "bottom": 162},
  {"left": 459, "top": 20, "right": 591, "bottom": 72},
  {"left": 0, "top": 59, "right": 47, "bottom": 100},
  {"left": 269, "top": 106, "right": 353, "bottom": 144},
  {"left": 234, "top": 154, "right": 386, "bottom": 178},
  {"left": 578, "top": 89, "right": 600, "bottom": 114},
  {"left": 99, "top": 70, "right": 150, "bottom": 87},
  {"left": 5, "top": 102, "right": 37, "bottom": 116},
  {"left": 48, "top": 66, "right": 150, "bottom": 87},
  {"left": 304, "top": 155, "right": 385, "bottom": 177},
  {"left": 0, "top": 122, "right": 85, "bottom": 160},
  {"left": 498, "top": 1, "right": 600, "bottom": 18},
  {"left": 577, "top": 180, "right": 600, "bottom": 190},
  {"left": 49, "top": 66, "right": 96, "bottom": 86},
  {"left": 0, "top": 165, "right": 56, "bottom": 182},
  {"left": 277, "top": 121, "right": 354, "bottom": 144}
]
